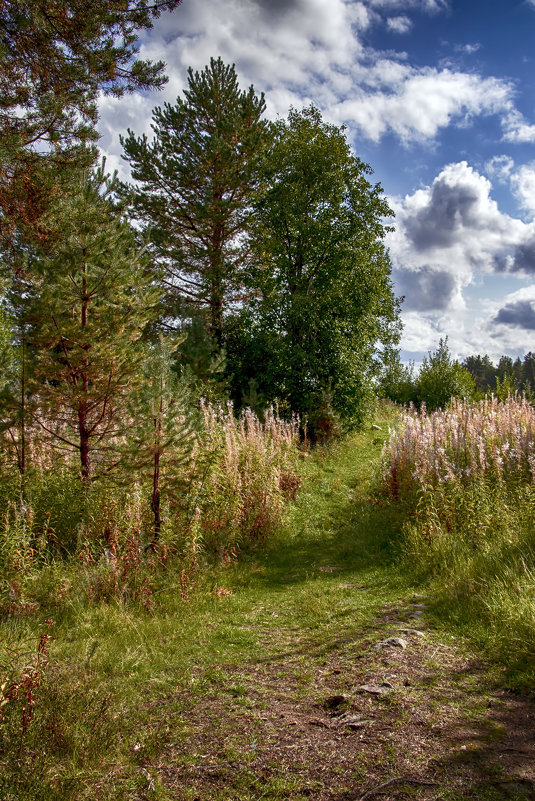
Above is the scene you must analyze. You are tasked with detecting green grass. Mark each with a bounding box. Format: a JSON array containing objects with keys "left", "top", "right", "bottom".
[
  {"left": 0, "top": 403, "right": 531, "bottom": 799},
  {"left": 0, "top": 412, "right": 405, "bottom": 799}
]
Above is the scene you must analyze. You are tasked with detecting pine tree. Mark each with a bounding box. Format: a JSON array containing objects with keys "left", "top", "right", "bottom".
[
  {"left": 0, "top": 275, "right": 42, "bottom": 484},
  {"left": 123, "top": 335, "right": 196, "bottom": 547},
  {"left": 121, "top": 57, "right": 269, "bottom": 346},
  {"left": 28, "top": 164, "right": 159, "bottom": 481},
  {"left": 0, "top": 0, "right": 182, "bottom": 252}
]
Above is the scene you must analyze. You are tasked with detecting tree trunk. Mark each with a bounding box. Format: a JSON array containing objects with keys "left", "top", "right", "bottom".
[
  {"left": 150, "top": 390, "right": 164, "bottom": 548},
  {"left": 78, "top": 250, "right": 91, "bottom": 481}
]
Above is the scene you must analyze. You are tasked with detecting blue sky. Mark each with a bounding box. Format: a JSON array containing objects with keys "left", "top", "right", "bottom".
[{"left": 98, "top": 0, "right": 535, "bottom": 364}]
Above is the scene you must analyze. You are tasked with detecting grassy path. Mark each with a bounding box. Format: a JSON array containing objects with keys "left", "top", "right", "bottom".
[{"left": 3, "top": 423, "right": 535, "bottom": 800}]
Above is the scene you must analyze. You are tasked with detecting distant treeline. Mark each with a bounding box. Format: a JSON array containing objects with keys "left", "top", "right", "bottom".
[
  {"left": 378, "top": 340, "right": 535, "bottom": 411},
  {"left": 462, "top": 353, "right": 535, "bottom": 395}
]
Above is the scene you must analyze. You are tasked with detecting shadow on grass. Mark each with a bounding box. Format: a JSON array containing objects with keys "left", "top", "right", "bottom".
[{"left": 243, "top": 493, "right": 406, "bottom": 592}]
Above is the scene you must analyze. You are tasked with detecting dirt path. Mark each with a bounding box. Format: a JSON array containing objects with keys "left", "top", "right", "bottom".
[
  {"left": 138, "top": 591, "right": 535, "bottom": 801},
  {"left": 106, "top": 430, "right": 535, "bottom": 801}
]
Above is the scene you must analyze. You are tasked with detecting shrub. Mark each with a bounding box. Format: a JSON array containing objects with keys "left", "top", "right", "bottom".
[
  {"left": 382, "top": 395, "right": 535, "bottom": 680},
  {"left": 190, "top": 402, "right": 300, "bottom": 556},
  {"left": 416, "top": 338, "right": 475, "bottom": 411}
]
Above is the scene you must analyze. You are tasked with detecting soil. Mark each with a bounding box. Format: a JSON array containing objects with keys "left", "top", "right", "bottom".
[{"left": 137, "top": 596, "right": 535, "bottom": 800}]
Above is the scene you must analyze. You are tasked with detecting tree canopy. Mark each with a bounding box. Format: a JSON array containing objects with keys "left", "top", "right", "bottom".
[
  {"left": 229, "top": 106, "right": 400, "bottom": 429},
  {"left": 121, "top": 56, "right": 269, "bottom": 345},
  {"left": 0, "top": 0, "right": 182, "bottom": 251}
]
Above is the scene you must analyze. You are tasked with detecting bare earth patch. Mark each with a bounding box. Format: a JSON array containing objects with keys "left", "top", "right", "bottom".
[{"left": 134, "top": 597, "right": 535, "bottom": 800}]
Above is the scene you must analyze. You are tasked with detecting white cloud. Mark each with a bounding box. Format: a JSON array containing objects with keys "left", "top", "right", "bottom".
[
  {"left": 387, "top": 15, "right": 412, "bottom": 33},
  {"left": 399, "top": 311, "right": 442, "bottom": 355},
  {"left": 454, "top": 42, "right": 481, "bottom": 55},
  {"left": 368, "top": 0, "right": 448, "bottom": 11},
  {"left": 389, "top": 162, "right": 535, "bottom": 285},
  {"left": 502, "top": 110, "right": 535, "bottom": 143},
  {"left": 485, "top": 155, "right": 515, "bottom": 182},
  {"left": 388, "top": 161, "right": 535, "bottom": 342},
  {"left": 390, "top": 162, "right": 535, "bottom": 359},
  {"left": 511, "top": 163, "right": 535, "bottom": 218},
  {"left": 332, "top": 68, "right": 512, "bottom": 143},
  {"left": 97, "top": 0, "right": 521, "bottom": 160}
]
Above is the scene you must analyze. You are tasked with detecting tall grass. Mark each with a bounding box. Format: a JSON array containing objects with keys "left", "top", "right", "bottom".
[
  {"left": 0, "top": 402, "right": 301, "bottom": 788},
  {"left": 382, "top": 396, "right": 535, "bottom": 683},
  {"left": 0, "top": 403, "right": 301, "bottom": 614},
  {"left": 194, "top": 402, "right": 300, "bottom": 556}
]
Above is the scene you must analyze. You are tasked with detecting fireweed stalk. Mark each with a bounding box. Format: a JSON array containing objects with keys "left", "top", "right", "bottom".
[{"left": 382, "top": 396, "right": 535, "bottom": 501}]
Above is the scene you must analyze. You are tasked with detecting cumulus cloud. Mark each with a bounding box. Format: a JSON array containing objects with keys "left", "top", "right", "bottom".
[
  {"left": 387, "top": 15, "right": 412, "bottom": 33},
  {"left": 485, "top": 155, "right": 515, "bottom": 182},
  {"left": 394, "top": 266, "right": 458, "bottom": 311},
  {"left": 476, "top": 286, "right": 535, "bottom": 354},
  {"left": 96, "top": 0, "right": 523, "bottom": 160},
  {"left": 389, "top": 162, "right": 535, "bottom": 282},
  {"left": 494, "top": 300, "right": 535, "bottom": 329},
  {"left": 389, "top": 165, "right": 535, "bottom": 358},
  {"left": 504, "top": 236, "right": 535, "bottom": 274},
  {"left": 510, "top": 163, "right": 535, "bottom": 218},
  {"left": 332, "top": 68, "right": 512, "bottom": 143},
  {"left": 502, "top": 110, "right": 535, "bottom": 143}
]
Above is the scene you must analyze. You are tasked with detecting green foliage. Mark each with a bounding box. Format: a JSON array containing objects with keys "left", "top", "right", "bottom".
[
  {"left": 123, "top": 334, "right": 197, "bottom": 546},
  {"left": 416, "top": 338, "right": 475, "bottom": 410},
  {"left": 0, "top": 303, "right": 15, "bottom": 392},
  {"left": 0, "top": 0, "right": 182, "bottom": 254},
  {"left": 377, "top": 350, "right": 417, "bottom": 406},
  {"left": 28, "top": 164, "right": 160, "bottom": 479},
  {"left": 463, "top": 351, "right": 535, "bottom": 398},
  {"left": 237, "top": 105, "right": 400, "bottom": 430},
  {"left": 174, "top": 315, "right": 229, "bottom": 403},
  {"left": 121, "top": 57, "right": 269, "bottom": 346}
]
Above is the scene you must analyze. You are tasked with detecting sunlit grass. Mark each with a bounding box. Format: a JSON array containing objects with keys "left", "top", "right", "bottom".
[
  {"left": 0, "top": 408, "right": 404, "bottom": 800},
  {"left": 382, "top": 396, "right": 535, "bottom": 686}
]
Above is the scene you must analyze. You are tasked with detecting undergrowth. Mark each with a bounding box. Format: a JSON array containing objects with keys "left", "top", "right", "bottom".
[
  {"left": 381, "top": 396, "right": 535, "bottom": 685},
  {"left": 0, "top": 408, "right": 398, "bottom": 801}
]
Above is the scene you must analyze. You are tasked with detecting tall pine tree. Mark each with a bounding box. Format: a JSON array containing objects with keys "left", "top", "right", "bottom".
[{"left": 121, "top": 57, "right": 269, "bottom": 346}]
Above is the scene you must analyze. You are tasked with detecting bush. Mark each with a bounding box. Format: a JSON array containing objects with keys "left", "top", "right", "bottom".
[
  {"left": 382, "top": 395, "right": 535, "bottom": 681},
  {"left": 416, "top": 338, "right": 475, "bottom": 411}
]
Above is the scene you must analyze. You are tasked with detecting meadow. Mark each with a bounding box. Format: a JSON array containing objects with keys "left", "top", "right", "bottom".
[
  {"left": 382, "top": 395, "right": 535, "bottom": 684},
  {"left": 2, "top": 398, "right": 535, "bottom": 799}
]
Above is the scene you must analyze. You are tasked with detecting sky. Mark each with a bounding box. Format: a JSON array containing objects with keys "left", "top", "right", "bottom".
[{"left": 97, "top": 0, "right": 535, "bottom": 365}]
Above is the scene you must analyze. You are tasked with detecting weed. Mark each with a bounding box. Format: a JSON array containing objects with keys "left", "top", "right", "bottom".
[
  {"left": 382, "top": 396, "right": 535, "bottom": 684},
  {"left": 0, "top": 619, "right": 54, "bottom": 749}
]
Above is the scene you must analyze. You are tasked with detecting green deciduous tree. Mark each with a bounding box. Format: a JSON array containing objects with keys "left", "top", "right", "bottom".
[
  {"left": 28, "top": 164, "right": 159, "bottom": 481},
  {"left": 377, "top": 350, "right": 417, "bottom": 406},
  {"left": 417, "top": 338, "right": 475, "bottom": 411},
  {"left": 121, "top": 57, "right": 269, "bottom": 346},
  {"left": 232, "top": 106, "right": 401, "bottom": 429}
]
